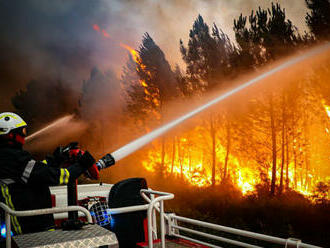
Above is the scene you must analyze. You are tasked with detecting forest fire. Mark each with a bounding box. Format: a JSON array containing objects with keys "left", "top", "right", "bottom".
[
  {"left": 116, "top": 41, "right": 330, "bottom": 198},
  {"left": 140, "top": 139, "right": 259, "bottom": 194},
  {"left": 141, "top": 139, "right": 321, "bottom": 197}
]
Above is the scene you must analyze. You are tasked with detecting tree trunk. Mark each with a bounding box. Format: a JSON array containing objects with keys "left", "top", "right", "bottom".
[
  {"left": 210, "top": 114, "right": 216, "bottom": 187},
  {"left": 285, "top": 129, "right": 290, "bottom": 190},
  {"left": 171, "top": 136, "right": 176, "bottom": 174},
  {"left": 188, "top": 145, "right": 192, "bottom": 172},
  {"left": 161, "top": 136, "right": 165, "bottom": 177},
  {"left": 270, "top": 98, "right": 277, "bottom": 196},
  {"left": 223, "top": 122, "right": 231, "bottom": 180},
  {"left": 294, "top": 148, "right": 297, "bottom": 188},
  {"left": 279, "top": 97, "right": 285, "bottom": 195},
  {"left": 279, "top": 124, "right": 285, "bottom": 195},
  {"left": 304, "top": 122, "right": 311, "bottom": 191},
  {"left": 178, "top": 138, "right": 183, "bottom": 178},
  {"left": 292, "top": 111, "right": 298, "bottom": 189}
]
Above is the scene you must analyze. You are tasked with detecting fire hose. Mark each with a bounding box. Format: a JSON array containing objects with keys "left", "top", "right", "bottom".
[{"left": 56, "top": 142, "right": 115, "bottom": 180}]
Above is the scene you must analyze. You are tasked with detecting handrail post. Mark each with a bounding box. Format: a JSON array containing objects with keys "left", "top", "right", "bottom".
[
  {"left": 167, "top": 213, "right": 175, "bottom": 236},
  {"left": 140, "top": 189, "right": 174, "bottom": 248},
  {"left": 160, "top": 200, "right": 165, "bottom": 248},
  {"left": 147, "top": 200, "right": 155, "bottom": 248},
  {"left": 5, "top": 212, "right": 11, "bottom": 248},
  {"left": 150, "top": 193, "right": 157, "bottom": 239}
]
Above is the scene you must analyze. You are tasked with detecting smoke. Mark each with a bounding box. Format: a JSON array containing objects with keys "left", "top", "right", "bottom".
[
  {"left": 0, "top": 0, "right": 308, "bottom": 110},
  {"left": 0, "top": 0, "right": 119, "bottom": 109},
  {"left": 99, "top": 0, "right": 308, "bottom": 68}
]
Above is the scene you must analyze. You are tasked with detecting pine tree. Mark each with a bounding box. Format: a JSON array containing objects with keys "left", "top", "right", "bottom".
[
  {"left": 180, "top": 15, "right": 237, "bottom": 93},
  {"left": 122, "top": 33, "right": 178, "bottom": 177},
  {"left": 234, "top": 3, "right": 301, "bottom": 67},
  {"left": 305, "top": 0, "right": 330, "bottom": 40},
  {"left": 137, "top": 33, "right": 177, "bottom": 106}
]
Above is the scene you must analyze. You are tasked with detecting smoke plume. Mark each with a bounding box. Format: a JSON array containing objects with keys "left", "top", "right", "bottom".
[{"left": 0, "top": 0, "right": 307, "bottom": 110}]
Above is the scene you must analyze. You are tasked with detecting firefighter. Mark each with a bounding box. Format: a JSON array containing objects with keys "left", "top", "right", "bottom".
[{"left": 0, "top": 112, "right": 96, "bottom": 237}]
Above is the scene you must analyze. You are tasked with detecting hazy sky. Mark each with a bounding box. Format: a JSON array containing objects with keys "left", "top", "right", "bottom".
[{"left": 0, "top": 0, "right": 308, "bottom": 110}]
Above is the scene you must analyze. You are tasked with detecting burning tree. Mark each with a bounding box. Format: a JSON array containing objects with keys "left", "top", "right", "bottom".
[
  {"left": 122, "top": 33, "right": 178, "bottom": 177},
  {"left": 180, "top": 15, "right": 239, "bottom": 186}
]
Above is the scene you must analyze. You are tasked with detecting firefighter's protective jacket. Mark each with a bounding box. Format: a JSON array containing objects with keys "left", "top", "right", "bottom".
[{"left": 0, "top": 145, "right": 88, "bottom": 235}]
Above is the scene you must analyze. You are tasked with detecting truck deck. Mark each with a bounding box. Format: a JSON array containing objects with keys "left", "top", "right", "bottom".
[{"left": 0, "top": 183, "right": 323, "bottom": 248}]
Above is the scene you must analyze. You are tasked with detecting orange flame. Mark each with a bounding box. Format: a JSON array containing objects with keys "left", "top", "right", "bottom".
[
  {"left": 120, "top": 43, "right": 140, "bottom": 64},
  {"left": 140, "top": 80, "right": 148, "bottom": 87},
  {"left": 142, "top": 130, "right": 319, "bottom": 197},
  {"left": 102, "top": 29, "right": 110, "bottom": 38},
  {"left": 93, "top": 24, "right": 100, "bottom": 32}
]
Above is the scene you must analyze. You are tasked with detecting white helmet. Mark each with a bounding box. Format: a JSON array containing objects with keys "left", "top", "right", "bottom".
[{"left": 0, "top": 112, "right": 27, "bottom": 136}]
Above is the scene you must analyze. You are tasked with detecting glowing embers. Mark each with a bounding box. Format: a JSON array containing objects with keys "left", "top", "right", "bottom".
[{"left": 92, "top": 24, "right": 110, "bottom": 39}]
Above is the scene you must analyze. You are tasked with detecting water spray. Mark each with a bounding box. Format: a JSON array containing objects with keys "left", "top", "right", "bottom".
[
  {"left": 26, "top": 115, "right": 74, "bottom": 142},
  {"left": 109, "top": 43, "right": 330, "bottom": 163}
]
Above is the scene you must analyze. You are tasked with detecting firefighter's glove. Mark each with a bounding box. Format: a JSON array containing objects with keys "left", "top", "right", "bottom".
[
  {"left": 96, "top": 153, "right": 115, "bottom": 170},
  {"left": 53, "top": 146, "right": 68, "bottom": 164},
  {"left": 78, "top": 151, "right": 96, "bottom": 169}
]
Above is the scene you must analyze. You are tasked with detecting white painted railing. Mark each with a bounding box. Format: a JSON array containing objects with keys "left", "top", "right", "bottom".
[
  {"left": 166, "top": 214, "right": 323, "bottom": 248},
  {"left": 140, "top": 189, "right": 174, "bottom": 248},
  {"left": 0, "top": 202, "right": 93, "bottom": 248},
  {"left": 1, "top": 188, "right": 324, "bottom": 248}
]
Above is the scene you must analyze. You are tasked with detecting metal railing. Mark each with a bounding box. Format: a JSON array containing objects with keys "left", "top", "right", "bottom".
[
  {"left": 166, "top": 214, "right": 323, "bottom": 248},
  {"left": 1, "top": 188, "right": 323, "bottom": 248},
  {"left": 0, "top": 202, "right": 93, "bottom": 248},
  {"left": 140, "top": 189, "right": 174, "bottom": 248}
]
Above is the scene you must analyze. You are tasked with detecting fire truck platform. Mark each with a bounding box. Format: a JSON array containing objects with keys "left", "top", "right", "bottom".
[{"left": 13, "top": 224, "right": 118, "bottom": 248}]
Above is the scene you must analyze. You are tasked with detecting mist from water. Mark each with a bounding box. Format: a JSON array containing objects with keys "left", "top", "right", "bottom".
[
  {"left": 26, "top": 115, "right": 74, "bottom": 142},
  {"left": 25, "top": 114, "right": 87, "bottom": 153}
]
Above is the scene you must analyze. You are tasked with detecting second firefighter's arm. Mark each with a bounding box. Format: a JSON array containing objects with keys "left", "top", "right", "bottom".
[{"left": 20, "top": 151, "right": 95, "bottom": 186}]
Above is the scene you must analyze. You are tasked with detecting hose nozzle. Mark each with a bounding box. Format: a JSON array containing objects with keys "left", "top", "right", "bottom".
[{"left": 96, "top": 153, "right": 115, "bottom": 170}]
